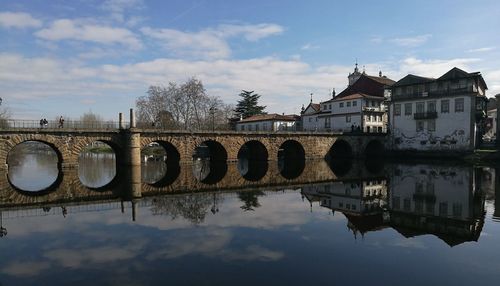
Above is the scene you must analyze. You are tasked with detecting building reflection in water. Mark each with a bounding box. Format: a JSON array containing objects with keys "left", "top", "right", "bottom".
[{"left": 302, "top": 163, "right": 486, "bottom": 246}]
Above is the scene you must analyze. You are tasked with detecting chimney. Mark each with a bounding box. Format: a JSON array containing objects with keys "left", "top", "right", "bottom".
[{"left": 379, "top": 70, "right": 382, "bottom": 77}]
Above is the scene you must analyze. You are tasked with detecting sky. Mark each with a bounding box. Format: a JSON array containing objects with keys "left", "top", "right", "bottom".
[{"left": 1, "top": 0, "right": 500, "bottom": 120}]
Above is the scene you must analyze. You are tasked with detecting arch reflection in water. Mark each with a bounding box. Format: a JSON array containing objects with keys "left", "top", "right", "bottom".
[
  {"left": 237, "top": 141, "right": 268, "bottom": 181},
  {"left": 278, "top": 140, "right": 305, "bottom": 179},
  {"left": 78, "top": 141, "right": 116, "bottom": 189},
  {"left": 327, "top": 157, "right": 353, "bottom": 177},
  {"left": 327, "top": 139, "right": 353, "bottom": 159},
  {"left": 192, "top": 140, "right": 228, "bottom": 184},
  {"left": 7, "top": 141, "right": 61, "bottom": 193},
  {"left": 141, "top": 142, "right": 180, "bottom": 186},
  {"left": 192, "top": 159, "right": 227, "bottom": 184}
]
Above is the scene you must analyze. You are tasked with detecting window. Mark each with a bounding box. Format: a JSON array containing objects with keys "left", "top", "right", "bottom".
[
  {"left": 346, "top": 115, "right": 351, "bottom": 122},
  {"left": 404, "top": 103, "right": 412, "bottom": 115},
  {"left": 428, "top": 120, "right": 435, "bottom": 131},
  {"left": 394, "top": 104, "right": 401, "bottom": 116},
  {"left": 371, "top": 101, "right": 375, "bottom": 107},
  {"left": 339, "top": 102, "right": 344, "bottom": 108},
  {"left": 353, "top": 101, "right": 357, "bottom": 106},
  {"left": 255, "top": 124, "right": 259, "bottom": 131},
  {"left": 441, "top": 99, "right": 450, "bottom": 113},
  {"left": 427, "top": 101, "right": 436, "bottom": 112},
  {"left": 455, "top": 98, "right": 464, "bottom": 112},
  {"left": 323, "top": 105, "right": 327, "bottom": 110},
  {"left": 241, "top": 125, "right": 245, "bottom": 131},
  {"left": 329, "top": 104, "right": 331, "bottom": 110},
  {"left": 248, "top": 125, "right": 252, "bottom": 131},
  {"left": 263, "top": 123, "right": 267, "bottom": 130},
  {"left": 309, "top": 117, "right": 312, "bottom": 122},
  {"left": 347, "top": 102, "right": 351, "bottom": 107},
  {"left": 439, "top": 202, "right": 448, "bottom": 216},
  {"left": 325, "top": 117, "right": 331, "bottom": 128},
  {"left": 416, "top": 102, "right": 424, "bottom": 113},
  {"left": 416, "top": 121, "right": 424, "bottom": 131}
]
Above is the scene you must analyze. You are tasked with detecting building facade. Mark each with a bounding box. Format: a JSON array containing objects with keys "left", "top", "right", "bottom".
[
  {"left": 235, "top": 114, "right": 299, "bottom": 131},
  {"left": 388, "top": 67, "right": 488, "bottom": 151},
  {"left": 300, "top": 65, "right": 394, "bottom": 133},
  {"left": 301, "top": 102, "right": 321, "bottom": 131}
]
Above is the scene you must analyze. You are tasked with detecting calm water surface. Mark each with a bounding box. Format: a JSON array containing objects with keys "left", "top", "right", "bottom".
[{"left": 1, "top": 149, "right": 500, "bottom": 285}]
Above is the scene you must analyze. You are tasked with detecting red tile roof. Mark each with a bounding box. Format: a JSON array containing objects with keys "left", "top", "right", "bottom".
[{"left": 238, "top": 113, "right": 298, "bottom": 123}]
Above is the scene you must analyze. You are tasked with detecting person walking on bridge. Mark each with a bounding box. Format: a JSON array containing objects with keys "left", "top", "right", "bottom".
[{"left": 58, "top": 116, "right": 64, "bottom": 128}]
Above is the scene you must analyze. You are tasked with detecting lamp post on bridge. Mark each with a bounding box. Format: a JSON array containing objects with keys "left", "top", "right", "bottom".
[{"left": 209, "top": 107, "right": 217, "bottom": 132}]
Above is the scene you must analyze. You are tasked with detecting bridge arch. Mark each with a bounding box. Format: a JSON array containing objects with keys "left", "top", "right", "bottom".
[
  {"left": 193, "top": 140, "right": 228, "bottom": 161},
  {"left": 237, "top": 140, "right": 268, "bottom": 181},
  {"left": 278, "top": 140, "right": 305, "bottom": 161},
  {"left": 4, "top": 137, "right": 64, "bottom": 168},
  {"left": 278, "top": 140, "right": 305, "bottom": 179},
  {"left": 364, "top": 139, "right": 385, "bottom": 158},
  {"left": 326, "top": 139, "right": 353, "bottom": 159},
  {"left": 141, "top": 140, "right": 181, "bottom": 187},
  {"left": 76, "top": 139, "right": 119, "bottom": 189}
]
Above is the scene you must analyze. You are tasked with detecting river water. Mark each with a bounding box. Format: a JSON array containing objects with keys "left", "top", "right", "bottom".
[{"left": 1, "top": 147, "right": 500, "bottom": 285}]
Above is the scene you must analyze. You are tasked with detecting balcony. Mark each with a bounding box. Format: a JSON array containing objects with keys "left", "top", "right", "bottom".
[{"left": 414, "top": 111, "right": 437, "bottom": 120}]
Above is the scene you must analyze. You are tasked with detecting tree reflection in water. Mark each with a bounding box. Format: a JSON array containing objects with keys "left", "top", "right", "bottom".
[
  {"left": 150, "top": 192, "right": 223, "bottom": 224},
  {"left": 238, "top": 190, "right": 266, "bottom": 211},
  {"left": 78, "top": 152, "right": 116, "bottom": 188}
]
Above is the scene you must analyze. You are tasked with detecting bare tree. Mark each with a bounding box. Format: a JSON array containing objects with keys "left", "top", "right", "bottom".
[
  {"left": 136, "top": 78, "right": 233, "bottom": 130},
  {"left": 0, "top": 97, "right": 10, "bottom": 128}
]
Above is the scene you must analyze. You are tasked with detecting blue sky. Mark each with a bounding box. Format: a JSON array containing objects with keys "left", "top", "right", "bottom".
[{"left": 1, "top": 0, "right": 500, "bottom": 120}]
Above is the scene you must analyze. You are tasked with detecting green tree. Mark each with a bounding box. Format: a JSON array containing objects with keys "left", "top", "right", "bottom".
[{"left": 234, "top": 90, "right": 266, "bottom": 119}]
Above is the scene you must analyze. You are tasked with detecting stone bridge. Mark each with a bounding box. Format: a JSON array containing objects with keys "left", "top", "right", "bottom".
[{"left": 0, "top": 127, "right": 387, "bottom": 169}]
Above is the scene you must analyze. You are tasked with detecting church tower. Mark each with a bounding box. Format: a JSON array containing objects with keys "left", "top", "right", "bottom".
[{"left": 348, "top": 61, "right": 362, "bottom": 86}]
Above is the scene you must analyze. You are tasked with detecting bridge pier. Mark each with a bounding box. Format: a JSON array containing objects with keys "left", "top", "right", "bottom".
[{"left": 120, "top": 109, "right": 142, "bottom": 199}]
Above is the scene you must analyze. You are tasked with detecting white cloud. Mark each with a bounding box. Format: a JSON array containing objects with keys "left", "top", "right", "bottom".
[
  {"left": 2, "top": 261, "right": 50, "bottom": 276},
  {"left": 390, "top": 34, "right": 432, "bottom": 47},
  {"left": 467, "top": 47, "right": 495, "bottom": 53},
  {"left": 2, "top": 53, "right": 498, "bottom": 119},
  {"left": 44, "top": 246, "right": 138, "bottom": 268},
  {"left": 141, "top": 27, "right": 231, "bottom": 59},
  {"left": 0, "top": 11, "right": 42, "bottom": 29},
  {"left": 370, "top": 36, "right": 383, "bottom": 44},
  {"left": 301, "top": 43, "right": 320, "bottom": 50},
  {"left": 35, "top": 19, "right": 142, "bottom": 49},
  {"left": 141, "top": 23, "right": 284, "bottom": 59},
  {"left": 101, "top": 0, "right": 145, "bottom": 23},
  {"left": 216, "top": 23, "right": 284, "bottom": 41},
  {"left": 396, "top": 57, "right": 481, "bottom": 78}
]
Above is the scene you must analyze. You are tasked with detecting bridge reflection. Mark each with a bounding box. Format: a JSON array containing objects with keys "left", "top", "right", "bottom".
[{"left": 0, "top": 160, "right": 499, "bottom": 246}]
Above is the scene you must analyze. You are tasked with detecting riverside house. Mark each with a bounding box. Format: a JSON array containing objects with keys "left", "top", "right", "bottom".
[{"left": 388, "top": 67, "right": 488, "bottom": 152}]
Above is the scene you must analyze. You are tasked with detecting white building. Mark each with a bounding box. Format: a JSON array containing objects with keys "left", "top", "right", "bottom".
[
  {"left": 388, "top": 67, "right": 488, "bottom": 151},
  {"left": 484, "top": 108, "right": 497, "bottom": 141},
  {"left": 301, "top": 102, "right": 321, "bottom": 131},
  {"left": 328, "top": 93, "right": 387, "bottom": 133},
  {"left": 235, "top": 113, "right": 299, "bottom": 131},
  {"left": 300, "top": 64, "right": 394, "bottom": 133}
]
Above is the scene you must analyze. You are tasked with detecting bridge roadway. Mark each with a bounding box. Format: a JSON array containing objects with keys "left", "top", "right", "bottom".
[
  {"left": 0, "top": 126, "right": 386, "bottom": 168},
  {"left": 0, "top": 159, "right": 384, "bottom": 210}
]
